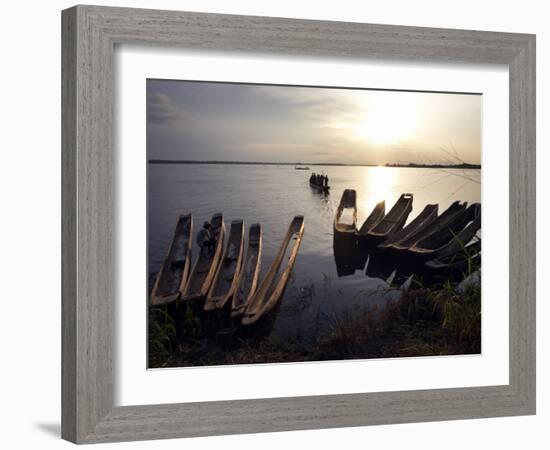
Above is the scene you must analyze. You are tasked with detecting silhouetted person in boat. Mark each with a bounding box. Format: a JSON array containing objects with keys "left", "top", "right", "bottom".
[
  {"left": 196, "top": 222, "right": 215, "bottom": 255},
  {"left": 324, "top": 175, "right": 329, "bottom": 187}
]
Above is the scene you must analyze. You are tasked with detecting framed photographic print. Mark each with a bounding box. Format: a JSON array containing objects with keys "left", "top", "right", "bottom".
[{"left": 62, "top": 5, "right": 536, "bottom": 444}]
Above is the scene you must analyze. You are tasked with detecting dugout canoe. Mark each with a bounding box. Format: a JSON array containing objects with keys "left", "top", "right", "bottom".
[
  {"left": 377, "top": 203, "right": 438, "bottom": 249},
  {"left": 357, "top": 200, "right": 385, "bottom": 238},
  {"left": 150, "top": 214, "right": 193, "bottom": 306},
  {"left": 242, "top": 216, "right": 305, "bottom": 326},
  {"left": 389, "top": 201, "right": 466, "bottom": 252},
  {"left": 231, "top": 223, "right": 263, "bottom": 317},
  {"left": 428, "top": 205, "right": 481, "bottom": 260},
  {"left": 180, "top": 213, "right": 225, "bottom": 302},
  {"left": 409, "top": 203, "right": 481, "bottom": 257},
  {"left": 334, "top": 189, "right": 357, "bottom": 237},
  {"left": 424, "top": 240, "right": 481, "bottom": 271},
  {"left": 367, "top": 193, "right": 413, "bottom": 241},
  {"left": 204, "top": 220, "right": 245, "bottom": 311}
]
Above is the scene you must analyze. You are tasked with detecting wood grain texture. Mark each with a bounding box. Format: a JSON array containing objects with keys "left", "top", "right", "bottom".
[
  {"left": 61, "top": 7, "right": 77, "bottom": 443},
  {"left": 61, "top": 5, "right": 536, "bottom": 444}
]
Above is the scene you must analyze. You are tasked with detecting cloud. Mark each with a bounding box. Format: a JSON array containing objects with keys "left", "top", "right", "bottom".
[
  {"left": 250, "top": 85, "right": 361, "bottom": 123},
  {"left": 146, "top": 81, "right": 480, "bottom": 164},
  {"left": 147, "top": 92, "right": 188, "bottom": 125}
]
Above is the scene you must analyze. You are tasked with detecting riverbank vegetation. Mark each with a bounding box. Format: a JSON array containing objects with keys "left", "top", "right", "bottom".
[{"left": 148, "top": 273, "right": 481, "bottom": 368}]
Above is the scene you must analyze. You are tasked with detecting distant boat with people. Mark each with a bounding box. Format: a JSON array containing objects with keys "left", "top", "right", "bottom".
[{"left": 309, "top": 172, "right": 330, "bottom": 194}]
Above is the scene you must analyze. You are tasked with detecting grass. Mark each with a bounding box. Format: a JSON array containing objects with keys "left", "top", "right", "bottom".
[
  {"left": 314, "top": 279, "right": 481, "bottom": 360},
  {"left": 148, "top": 305, "right": 177, "bottom": 367},
  {"left": 148, "top": 240, "right": 481, "bottom": 367},
  {"left": 148, "top": 272, "right": 481, "bottom": 367}
]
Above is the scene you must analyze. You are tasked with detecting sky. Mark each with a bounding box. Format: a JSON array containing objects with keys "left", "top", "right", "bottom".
[{"left": 147, "top": 79, "right": 481, "bottom": 165}]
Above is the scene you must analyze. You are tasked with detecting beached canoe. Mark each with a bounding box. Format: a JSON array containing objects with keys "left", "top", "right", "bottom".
[
  {"left": 367, "top": 193, "right": 413, "bottom": 241},
  {"left": 377, "top": 203, "right": 438, "bottom": 249},
  {"left": 409, "top": 203, "right": 480, "bottom": 257},
  {"left": 242, "top": 216, "right": 305, "bottom": 326},
  {"left": 204, "top": 220, "right": 245, "bottom": 311},
  {"left": 150, "top": 214, "right": 193, "bottom": 306},
  {"left": 180, "top": 213, "right": 225, "bottom": 302},
  {"left": 231, "top": 223, "right": 262, "bottom": 317},
  {"left": 357, "top": 200, "right": 385, "bottom": 238},
  {"left": 388, "top": 201, "right": 466, "bottom": 252},
  {"left": 334, "top": 189, "right": 357, "bottom": 238},
  {"left": 425, "top": 240, "right": 481, "bottom": 271}
]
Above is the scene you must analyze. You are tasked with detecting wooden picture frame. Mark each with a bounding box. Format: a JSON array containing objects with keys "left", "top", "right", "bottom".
[{"left": 62, "top": 5, "right": 536, "bottom": 443}]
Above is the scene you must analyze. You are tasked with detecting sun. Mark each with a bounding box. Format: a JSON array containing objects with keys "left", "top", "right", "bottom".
[{"left": 353, "top": 94, "right": 419, "bottom": 145}]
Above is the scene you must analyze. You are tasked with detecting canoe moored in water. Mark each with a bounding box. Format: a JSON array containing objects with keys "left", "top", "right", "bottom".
[
  {"left": 409, "top": 203, "right": 480, "bottom": 257},
  {"left": 427, "top": 205, "right": 481, "bottom": 261},
  {"left": 377, "top": 203, "right": 438, "bottom": 249},
  {"left": 425, "top": 239, "right": 481, "bottom": 271},
  {"left": 150, "top": 214, "right": 193, "bottom": 306},
  {"left": 180, "top": 213, "right": 225, "bottom": 302},
  {"left": 242, "top": 216, "right": 305, "bottom": 326},
  {"left": 387, "top": 201, "right": 467, "bottom": 252},
  {"left": 334, "top": 189, "right": 357, "bottom": 239},
  {"left": 231, "top": 223, "right": 262, "bottom": 317},
  {"left": 204, "top": 220, "right": 245, "bottom": 311},
  {"left": 356, "top": 200, "right": 385, "bottom": 240},
  {"left": 367, "top": 193, "right": 413, "bottom": 242}
]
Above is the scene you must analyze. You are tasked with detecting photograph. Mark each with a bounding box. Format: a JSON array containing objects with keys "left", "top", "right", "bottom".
[{"left": 147, "top": 79, "right": 482, "bottom": 368}]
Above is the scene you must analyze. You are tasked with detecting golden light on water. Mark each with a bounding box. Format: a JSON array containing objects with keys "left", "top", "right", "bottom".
[{"left": 358, "top": 166, "right": 397, "bottom": 219}]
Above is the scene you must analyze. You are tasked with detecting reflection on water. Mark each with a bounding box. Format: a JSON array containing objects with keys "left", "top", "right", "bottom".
[
  {"left": 149, "top": 163, "right": 480, "bottom": 340},
  {"left": 363, "top": 166, "right": 396, "bottom": 206}
]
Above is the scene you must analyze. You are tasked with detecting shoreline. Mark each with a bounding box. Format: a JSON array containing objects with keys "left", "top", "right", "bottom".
[
  {"left": 148, "top": 160, "right": 481, "bottom": 169},
  {"left": 149, "top": 271, "right": 482, "bottom": 368}
]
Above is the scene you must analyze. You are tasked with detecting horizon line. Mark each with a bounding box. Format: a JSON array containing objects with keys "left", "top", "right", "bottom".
[{"left": 147, "top": 159, "right": 481, "bottom": 168}]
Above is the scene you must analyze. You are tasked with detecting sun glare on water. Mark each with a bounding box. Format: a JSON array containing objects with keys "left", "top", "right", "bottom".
[{"left": 357, "top": 166, "right": 398, "bottom": 218}]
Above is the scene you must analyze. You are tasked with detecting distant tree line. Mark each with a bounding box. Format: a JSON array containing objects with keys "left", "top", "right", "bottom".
[{"left": 384, "top": 162, "right": 481, "bottom": 169}]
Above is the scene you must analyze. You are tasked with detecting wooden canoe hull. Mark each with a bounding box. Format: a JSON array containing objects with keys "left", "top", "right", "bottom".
[
  {"left": 231, "top": 223, "right": 262, "bottom": 318},
  {"left": 409, "top": 203, "right": 480, "bottom": 256},
  {"left": 388, "top": 201, "right": 467, "bottom": 252},
  {"left": 357, "top": 200, "right": 385, "bottom": 238},
  {"left": 367, "top": 193, "right": 413, "bottom": 240},
  {"left": 180, "top": 213, "right": 225, "bottom": 302},
  {"left": 334, "top": 189, "right": 357, "bottom": 237},
  {"left": 150, "top": 214, "right": 193, "bottom": 306},
  {"left": 428, "top": 208, "right": 481, "bottom": 261},
  {"left": 242, "top": 216, "right": 305, "bottom": 326},
  {"left": 425, "top": 240, "right": 481, "bottom": 271},
  {"left": 377, "top": 203, "right": 438, "bottom": 249},
  {"left": 204, "top": 220, "right": 245, "bottom": 311}
]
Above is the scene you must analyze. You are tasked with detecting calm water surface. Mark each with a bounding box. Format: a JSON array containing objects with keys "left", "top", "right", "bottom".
[{"left": 148, "top": 164, "right": 480, "bottom": 341}]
